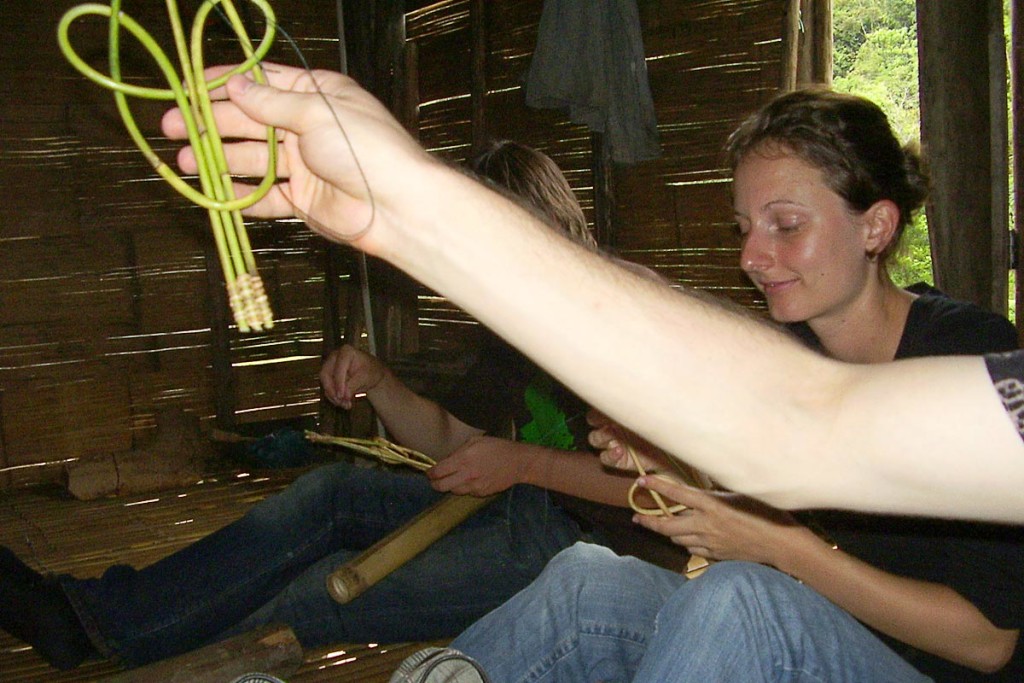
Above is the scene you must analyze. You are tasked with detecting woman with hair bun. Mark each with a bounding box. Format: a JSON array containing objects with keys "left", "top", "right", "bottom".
[{"left": 440, "top": 89, "right": 1024, "bottom": 683}]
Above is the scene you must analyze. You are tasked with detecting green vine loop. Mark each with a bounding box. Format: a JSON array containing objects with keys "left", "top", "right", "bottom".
[
  {"left": 56, "top": 1, "right": 278, "bottom": 212},
  {"left": 57, "top": 0, "right": 280, "bottom": 332}
]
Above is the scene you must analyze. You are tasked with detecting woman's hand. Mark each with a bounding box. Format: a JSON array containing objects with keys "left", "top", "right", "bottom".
[
  {"left": 160, "top": 63, "right": 432, "bottom": 253},
  {"left": 319, "top": 344, "right": 388, "bottom": 409},
  {"left": 632, "top": 475, "right": 809, "bottom": 566},
  {"left": 587, "top": 409, "right": 672, "bottom": 473},
  {"left": 426, "top": 436, "right": 527, "bottom": 496}
]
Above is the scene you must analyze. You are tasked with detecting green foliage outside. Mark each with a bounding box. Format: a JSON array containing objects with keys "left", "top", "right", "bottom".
[
  {"left": 832, "top": 0, "right": 1016, "bottom": 319},
  {"left": 832, "top": 0, "right": 932, "bottom": 288}
]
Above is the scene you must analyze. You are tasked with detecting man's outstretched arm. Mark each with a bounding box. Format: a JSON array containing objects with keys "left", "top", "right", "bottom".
[{"left": 162, "top": 64, "right": 1024, "bottom": 523}]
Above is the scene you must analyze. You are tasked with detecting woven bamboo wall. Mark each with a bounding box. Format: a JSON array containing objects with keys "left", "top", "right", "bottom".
[
  {"left": 0, "top": 0, "right": 786, "bottom": 489},
  {"left": 621, "top": 0, "right": 786, "bottom": 304},
  {"left": 0, "top": 0, "right": 350, "bottom": 487},
  {"left": 405, "top": 0, "right": 785, "bottom": 356}
]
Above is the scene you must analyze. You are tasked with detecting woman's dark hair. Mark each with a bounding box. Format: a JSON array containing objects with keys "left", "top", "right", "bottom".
[
  {"left": 470, "top": 140, "right": 597, "bottom": 250},
  {"left": 725, "top": 89, "right": 929, "bottom": 264}
]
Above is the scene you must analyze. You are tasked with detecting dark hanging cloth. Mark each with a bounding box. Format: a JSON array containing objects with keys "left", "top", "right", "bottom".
[{"left": 525, "top": 0, "right": 661, "bottom": 165}]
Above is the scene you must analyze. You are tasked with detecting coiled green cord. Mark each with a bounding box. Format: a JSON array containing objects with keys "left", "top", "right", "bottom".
[{"left": 57, "top": 0, "right": 279, "bottom": 332}]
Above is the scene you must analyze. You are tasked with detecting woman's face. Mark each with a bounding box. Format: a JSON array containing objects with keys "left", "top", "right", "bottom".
[{"left": 733, "top": 150, "right": 874, "bottom": 326}]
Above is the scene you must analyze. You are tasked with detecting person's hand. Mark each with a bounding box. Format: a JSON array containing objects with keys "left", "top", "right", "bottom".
[
  {"left": 319, "top": 344, "right": 388, "bottom": 409},
  {"left": 160, "top": 63, "right": 432, "bottom": 252},
  {"left": 426, "top": 436, "right": 526, "bottom": 496},
  {"left": 631, "top": 475, "right": 808, "bottom": 566},
  {"left": 587, "top": 408, "right": 672, "bottom": 473}
]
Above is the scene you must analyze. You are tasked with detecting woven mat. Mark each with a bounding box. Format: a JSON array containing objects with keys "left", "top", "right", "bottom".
[{"left": 0, "top": 469, "right": 434, "bottom": 682}]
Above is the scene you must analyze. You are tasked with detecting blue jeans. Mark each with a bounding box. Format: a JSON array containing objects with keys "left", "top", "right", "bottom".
[
  {"left": 58, "top": 462, "right": 586, "bottom": 667},
  {"left": 452, "top": 543, "right": 933, "bottom": 683}
]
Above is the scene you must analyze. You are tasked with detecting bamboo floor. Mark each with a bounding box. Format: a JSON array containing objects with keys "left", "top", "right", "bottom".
[{"left": 0, "top": 468, "right": 435, "bottom": 682}]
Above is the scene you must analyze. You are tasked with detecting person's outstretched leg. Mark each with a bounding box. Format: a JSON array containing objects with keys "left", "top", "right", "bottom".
[
  {"left": 632, "top": 562, "right": 932, "bottom": 683},
  {"left": 451, "top": 542, "right": 685, "bottom": 682},
  {"left": 0, "top": 547, "right": 96, "bottom": 670},
  {"left": 223, "top": 484, "right": 587, "bottom": 648},
  {"left": 50, "top": 463, "right": 442, "bottom": 667}
]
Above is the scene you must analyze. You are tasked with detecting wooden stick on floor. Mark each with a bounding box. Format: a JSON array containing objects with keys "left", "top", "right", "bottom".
[{"left": 103, "top": 623, "right": 303, "bottom": 683}]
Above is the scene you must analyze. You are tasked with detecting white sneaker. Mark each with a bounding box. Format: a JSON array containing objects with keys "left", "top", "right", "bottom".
[{"left": 389, "top": 646, "right": 491, "bottom": 683}]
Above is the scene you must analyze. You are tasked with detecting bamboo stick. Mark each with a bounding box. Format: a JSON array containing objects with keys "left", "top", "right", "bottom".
[
  {"left": 327, "top": 493, "right": 497, "bottom": 604},
  {"left": 304, "top": 431, "right": 501, "bottom": 603}
]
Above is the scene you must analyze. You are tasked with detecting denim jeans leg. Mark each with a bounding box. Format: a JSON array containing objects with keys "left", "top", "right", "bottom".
[
  {"left": 224, "top": 484, "right": 589, "bottom": 647},
  {"left": 452, "top": 542, "right": 686, "bottom": 683},
  {"left": 633, "top": 562, "right": 933, "bottom": 683},
  {"left": 59, "top": 463, "right": 445, "bottom": 666}
]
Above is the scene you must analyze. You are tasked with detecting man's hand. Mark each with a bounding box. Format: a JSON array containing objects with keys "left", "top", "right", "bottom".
[
  {"left": 426, "top": 436, "right": 528, "bottom": 496},
  {"left": 161, "top": 63, "right": 432, "bottom": 252},
  {"left": 319, "top": 345, "right": 388, "bottom": 410},
  {"left": 587, "top": 408, "right": 672, "bottom": 473}
]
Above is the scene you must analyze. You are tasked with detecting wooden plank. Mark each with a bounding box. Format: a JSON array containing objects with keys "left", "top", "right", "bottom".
[
  {"left": 918, "top": 1, "right": 1000, "bottom": 310},
  {"left": 104, "top": 624, "right": 303, "bottom": 683},
  {"left": 1013, "top": 0, "right": 1024, "bottom": 334}
]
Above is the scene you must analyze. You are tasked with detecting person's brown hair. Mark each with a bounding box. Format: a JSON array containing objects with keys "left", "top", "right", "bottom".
[
  {"left": 470, "top": 140, "right": 597, "bottom": 250},
  {"left": 725, "top": 89, "right": 929, "bottom": 265}
]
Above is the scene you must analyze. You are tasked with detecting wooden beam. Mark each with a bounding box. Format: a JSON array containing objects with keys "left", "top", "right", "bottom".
[
  {"left": 203, "top": 217, "right": 237, "bottom": 431},
  {"left": 0, "top": 391, "right": 9, "bottom": 489},
  {"left": 330, "top": 1, "right": 420, "bottom": 378},
  {"left": 917, "top": 1, "right": 998, "bottom": 310},
  {"left": 340, "top": 0, "right": 376, "bottom": 87},
  {"left": 471, "top": 0, "right": 487, "bottom": 151},
  {"left": 593, "top": 133, "right": 616, "bottom": 249},
  {"left": 403, "top": 40, "right": 421, "bottom": 141},
  {"left": 382, "top": 0, "right": 407, "bottom": 116},
  {"left": 319, "top": 243, "right": 347, "bottom": 436},
  {"left": 1014, "top": 0, "right": 1024, "bottom": 333},
  {"left": 990, "top": 0, "right": 1010, "bottom": 316},
  {"left": 380, "top": 5, "right": 421, "bottom": 362},
  {"left": 320, "top": 1, "right": 352, "bottom": 436},
  {"left": 780, "top": 0, "right": 801, "bottom": 90},
  {"left": 798, "top": 0, "right": 832, "bottom": 86}
]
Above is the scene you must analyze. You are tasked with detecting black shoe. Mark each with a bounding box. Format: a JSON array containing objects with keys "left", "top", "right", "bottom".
[
  {"left": 0, "top": 546, "right": 97, "bottom": 670},
  {"left": 0, "top": 546, "right": 43, "bottom": 585}
]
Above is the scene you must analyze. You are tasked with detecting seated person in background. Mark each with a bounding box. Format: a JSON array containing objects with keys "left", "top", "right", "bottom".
[
  {"left": 0, "top": 140, "right": 675, "bottom": 671},
  {"left": 442, "top": 89, "right": 1024, "bottom": 682}
]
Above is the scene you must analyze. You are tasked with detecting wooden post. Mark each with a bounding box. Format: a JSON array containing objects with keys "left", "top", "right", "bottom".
[
  {"left": 319, "top": 243, "right": 347, "bottom": 436},
  {"left": 918, "top": 1, "right": 1000, "bottom": 311},
  {"left": 796, "top": 0, "right": 832, "bottom": 87},
  {"left": 1013, "top": 0, "right": 1024, "bottom": 333},
  {"left": 204, "top": 216, "right": 237, "bottom": 432},
  {"left": 352, "top": 0, "right": 420, "bottom": 368},
  {"left": 471, "top": 0, "right": 488, "bottom": 152},
  {"left": 592, "top": 132, "right": 616, "bottom": 249},
  {"left": 0, "top": 391, "right": 10, "bottom": 489},
  {"left": 780, "top": 0, "right": 801, "bottom": 91},
  {"left": 990, "top": 0, "right": 1010, "bottom": 317},
  {"left": 404, "top": 40, "right": 421, "bottom": 142},
  {"left": 325, "top": 1, "right": 419, "bottom": 440}
]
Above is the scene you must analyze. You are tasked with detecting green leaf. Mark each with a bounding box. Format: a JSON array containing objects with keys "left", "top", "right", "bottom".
[{"left": 519, "top": 377, "right": 575, "bottom": 450}]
